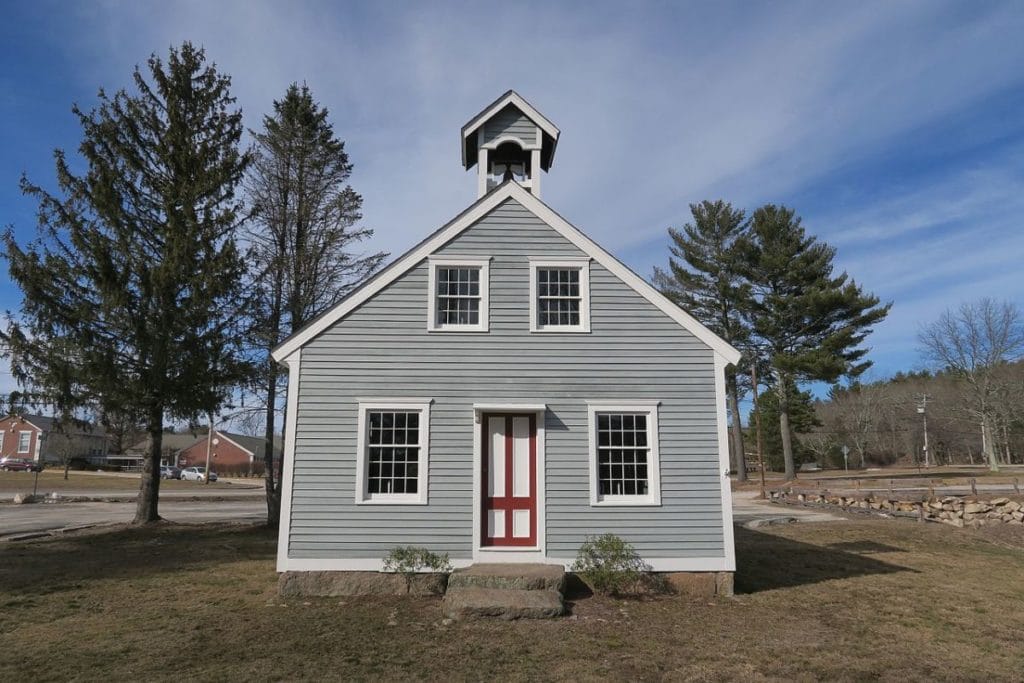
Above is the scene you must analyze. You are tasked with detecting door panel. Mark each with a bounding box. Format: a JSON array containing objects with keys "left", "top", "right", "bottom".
[{"left": 482, "top": 413, "right": 537, "bottom": 547}]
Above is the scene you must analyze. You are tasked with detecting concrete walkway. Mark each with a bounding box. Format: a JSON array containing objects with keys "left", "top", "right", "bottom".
[{"left": 731, "top": 489, "right": 845, "bottom": 525}]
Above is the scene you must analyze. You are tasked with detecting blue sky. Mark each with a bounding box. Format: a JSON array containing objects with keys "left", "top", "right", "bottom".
[{"left": 2, "top": 0, "right": 1023, "bottom": 399}]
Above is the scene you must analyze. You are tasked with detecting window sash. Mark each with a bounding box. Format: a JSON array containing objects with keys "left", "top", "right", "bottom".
[
  {"left": 433, "top": 265, "right": 483, "bottom": 328},
  {"left": 17, "top": 432, "right": 31, "bottom": 453},
  {"left": 536, "top": 268, "right": 582, "bottom": 327},
  {"left": 366, "top": 411, "right": 421, "bottom": 496},
  {"left": 596, "top": 413, "right": 650, "bottom": 497}
]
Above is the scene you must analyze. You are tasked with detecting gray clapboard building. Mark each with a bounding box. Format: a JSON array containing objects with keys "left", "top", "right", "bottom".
[{"left": 272, "top": 91, "right": 740, "bottom": 580}]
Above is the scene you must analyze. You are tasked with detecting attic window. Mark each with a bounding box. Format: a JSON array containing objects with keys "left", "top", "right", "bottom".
[
  {"left": 529, "top": 258, "right": 591, "bottom": 333},
  {"left": 427, "top": 257, "right": 490, "bottom": 332}
]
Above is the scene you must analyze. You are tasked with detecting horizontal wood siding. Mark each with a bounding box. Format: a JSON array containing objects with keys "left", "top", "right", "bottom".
[
  {"left": 482, "top": 105, "right": 538, "bottom": 147},
  {"left": 290, "top": 199, "right": 724, "bottom": 561}
]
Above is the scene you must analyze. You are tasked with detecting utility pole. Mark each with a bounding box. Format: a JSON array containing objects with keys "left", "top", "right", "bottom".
[
  {"left": 752, "top": 362, "right": 766, "bottom": 499},
  {"left": 916, "top": 394, "right": 930, "bottom": 468},
  {"left": 204, "top": 411, "right": 215, "bottom": 485}
]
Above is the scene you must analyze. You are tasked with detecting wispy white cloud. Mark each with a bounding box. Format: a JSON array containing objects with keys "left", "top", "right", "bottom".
[{"left": 4, "top": 0, "right": 1023, "bottom": 386}]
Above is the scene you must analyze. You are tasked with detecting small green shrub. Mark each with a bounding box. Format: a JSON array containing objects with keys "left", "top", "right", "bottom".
[
  {"left": 571, "top": 533, "right": 651, "bottom": 595},
  {"left": 382, "top": 546, "right": 452, "bottom": 593}
]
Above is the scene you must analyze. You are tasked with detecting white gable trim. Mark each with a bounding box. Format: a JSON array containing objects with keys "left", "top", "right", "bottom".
[
  {"left": 214, "top": 430, "right": 255, "bottom": 457},
  {"left": 462, "top": 91, "right": 559, "bottom": 148},
  {"left": 271, "top": 183, "right": 741, "bottom": 365}
]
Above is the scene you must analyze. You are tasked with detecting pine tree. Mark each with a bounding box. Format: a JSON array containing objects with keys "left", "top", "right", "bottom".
[
  {"left": 246, "top": 83, "right": 386, "bottom": 526},
  {"left": 743, "top": 205, "right": 890, "bottom": 480},
  {"left": 1, "top": 43, "right": 251, "bottom": 523},
  {"left": 748, "top": 383, "right": 819, "bottom": 472},
  {"left": 654, "top": 200, "right": 752, "bottom": 479}
]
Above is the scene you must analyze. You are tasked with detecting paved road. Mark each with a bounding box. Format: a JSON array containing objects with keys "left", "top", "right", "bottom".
[
  {"left": 0, "top": 499, "right": 265, "bottom": 537},
  {"left": 1, "top": 487, "right": 264, "bottom": 501},
  {"left": 731, "top": 489, "right": 845, "bottom": 524}
]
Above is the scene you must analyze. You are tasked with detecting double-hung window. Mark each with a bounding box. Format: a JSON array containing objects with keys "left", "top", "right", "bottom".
[
  {"left": 529, "top": 258, "right": 591, "bottom": 332},
  {"left": 17, "top": 431, "right": 32, "bottom": 454},
  {"left": 427, "top": 257, "right": 490, "bottom": 331},
  {"left": 355, "top": 400, "right": 431, "bottom": 504},
  {"left": 587, "top": 402, "right": 661, "bottom": 506}
]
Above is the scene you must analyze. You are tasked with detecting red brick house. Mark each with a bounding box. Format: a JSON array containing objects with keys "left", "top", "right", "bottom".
[
  {"left": 177, "top": 430, "right": 282, "bottom": 476},
  {"left": 0, "top": 414, "right": 108, "bottom": 464}
]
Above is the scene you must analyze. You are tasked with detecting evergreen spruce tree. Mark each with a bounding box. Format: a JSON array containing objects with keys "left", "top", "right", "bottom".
[
  {"left": 654, "top": 200, "right": 752, "bottom": 479},
  {"left": 1, "top": 43, "right": 251, "bottom": 523},
  {"left": 743, "top": 205, "right": 890, "bottom": 480},
  {"left": 246, "top": 83, "right": 386, "bottom": 526},
  {"left": 747, "top": 383, "right": 819, "bottom": 472}
]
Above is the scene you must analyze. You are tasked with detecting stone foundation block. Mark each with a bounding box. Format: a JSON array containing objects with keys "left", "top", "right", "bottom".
[
  {"left": 664, "top": 571, "right": 733, "bottom": 597},
  {"left": 278, "top": 571, "right": 448, "bottom": 597}
]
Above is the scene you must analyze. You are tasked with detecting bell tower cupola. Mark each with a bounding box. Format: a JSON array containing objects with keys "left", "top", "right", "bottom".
[{"left": 461, "top": 90, "right": 560, "bottom": 199}]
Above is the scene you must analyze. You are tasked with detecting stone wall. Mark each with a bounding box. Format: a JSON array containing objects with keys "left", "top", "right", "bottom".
[{"left": 770, "top": 490, "right": 1024, "bottom": 528}]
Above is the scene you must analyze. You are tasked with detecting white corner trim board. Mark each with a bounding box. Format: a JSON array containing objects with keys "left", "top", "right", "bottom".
[
  {"left": 714, "top": 353, "right": 738, "bottom": 572},
  {"left": 276, "top": 350, "right": 301, "bottom": 573},
  {"left": 271, "top": 183, "right": 741, "bottom": 364}
]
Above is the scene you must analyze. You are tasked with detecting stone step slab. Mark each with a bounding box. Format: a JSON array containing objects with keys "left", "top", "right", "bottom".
[
  {"left": 447, "top": 563, "right": 566, "bottom": 592},
  {"left": 442, "top": 587, "right": 564, "bottom": 620}
]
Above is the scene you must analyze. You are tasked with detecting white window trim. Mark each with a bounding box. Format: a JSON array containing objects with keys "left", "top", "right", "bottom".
[
  {"left": 355, "top": 399, "right": 432, "bottom": 505},
  {"left": 17, "top": 431, "right": 32, "bottom": 454},
  {"left": 426, "top": 256, "right": 490, "bottom": 332},
  {"left": 587, "top": 402, "right": 661, "bottom": 506},
  {"left": 529, "top": 257, "right": 591, "bottom": 333}
]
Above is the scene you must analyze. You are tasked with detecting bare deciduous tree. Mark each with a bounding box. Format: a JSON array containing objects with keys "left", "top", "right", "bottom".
[{"left": 918, "top": 298, "right": 1024, "bottom": 471}]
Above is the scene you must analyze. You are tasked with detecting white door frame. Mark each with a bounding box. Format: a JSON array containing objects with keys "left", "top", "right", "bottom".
[{"left": 471, "top": 404, "right": 547, "bottom": 563}]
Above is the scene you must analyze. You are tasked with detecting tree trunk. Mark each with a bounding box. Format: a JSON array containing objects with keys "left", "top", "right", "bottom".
[
  {"left": 778, "top": 383, "right": 796, "bottom": 480},
  {"left": 982, "top": 415, "right": 999, "bottom": 472},
  {"left": 263, "top": 356, "right": 281, "bottom": 528},
  {"left": 134, "top": 407, "right": 163, "bottom": 524},
  {"left": 63, "top": 459, "right": 70, "bottom": 481},
  {"left": 727, "top": 375, "right": 747, "bottom": 482}
]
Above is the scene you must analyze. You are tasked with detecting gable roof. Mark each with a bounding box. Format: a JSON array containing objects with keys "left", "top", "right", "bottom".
[
  {"left": 4, "top": 414, "right": 106, "bottom": 437},
  {"left": 271, "top": 182, "right": 741, "bottom": 365},
  {"left": 461, "top": 90, "right": 560, "bottom": 170}
]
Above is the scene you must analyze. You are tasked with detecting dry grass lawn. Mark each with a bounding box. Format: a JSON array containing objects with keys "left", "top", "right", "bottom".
[
  {"left": 0, "top": 470, "right": 254, "bottom": 494},
  {"left": 1, "top": 517, "right": 1023, "bottom": 681}
]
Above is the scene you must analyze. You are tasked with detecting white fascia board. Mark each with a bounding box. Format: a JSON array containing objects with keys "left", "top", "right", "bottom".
[
  {"left": 214, "top": 430, "right": 255, "bottom": 457},
  {"left": 271, "top": 187, "right": 515, "bottom": 362},
  {"left": 507, "top": 184, "right": 741, "bottom": 364},
  {"left": 272, "top": 182, "right": 741, "bottom": 365},
  {"left": 462, "top": 91, "right": 560, "bottom": 147}
]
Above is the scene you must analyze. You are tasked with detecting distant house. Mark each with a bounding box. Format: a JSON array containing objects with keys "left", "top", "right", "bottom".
[
  {"left": 270, "top": 92, "right": 740, "bottom": 584},
  {"left": 116, "top": 432, "right": 206, "bottom": 470},
  {"left": 177, "top": 430, "right": 282, "bottom": 476},
  {"left": 117, "top": 430, "right": 282, "bottom": 475},
  {"left": 0, "top": 414, "right": 109, "bottom": 465}
]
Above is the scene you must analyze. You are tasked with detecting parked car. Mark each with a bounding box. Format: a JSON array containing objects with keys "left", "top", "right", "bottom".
[
  {"left": 180, "top": 466, "right": 217, "bottom": 482},
  {"left": 0, "top": 457, "right": 43, "bottom": 472},
  {"left": 160, "top": 465, "right": 182, "bottom": 480}
]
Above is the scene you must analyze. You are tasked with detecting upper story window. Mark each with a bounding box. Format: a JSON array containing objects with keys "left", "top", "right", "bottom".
[
  {"left": 529, "top": 258, "right": 591, "bottom": 333},
  {"left": 355, "top": 400, "right": 432, "bottom": 505},
  {"left": 17, "top": 431, "right": 32, "bottom": 453},
  {"left": 427, "top": 257, "right": 490, "bottom": 332},
  {"left": 587, "top": 402, "right": 661, "bottom": 506}
]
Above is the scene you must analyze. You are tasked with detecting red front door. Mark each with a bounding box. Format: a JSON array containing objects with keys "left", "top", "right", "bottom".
[{"left": 481, "top": 413, "right": 537, "bottom": 547}]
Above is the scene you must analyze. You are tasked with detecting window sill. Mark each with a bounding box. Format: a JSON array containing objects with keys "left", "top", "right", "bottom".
[
  {"left": 355, "top": 497, "right": 428, "bottom": 506},
  {"left": 529, "top": 327, "right": 591, "bottom": 334},
  {"left": 589, "top": 498, "right": 662, "bottom": 507},
  {"left": 426, "top": 326, "right": 489, "bottom": 333}
]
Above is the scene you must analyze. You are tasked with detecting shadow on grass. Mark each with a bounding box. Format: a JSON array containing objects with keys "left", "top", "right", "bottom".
[
  {"left": 0, "top": 523, "right": 276, "bottom": 594},
  {"left": 735, "top": 526, "right": 914, "bottom": 594}
]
